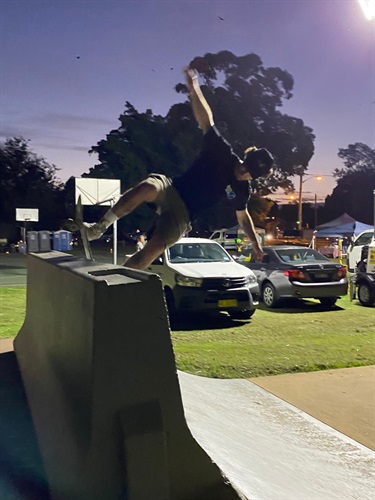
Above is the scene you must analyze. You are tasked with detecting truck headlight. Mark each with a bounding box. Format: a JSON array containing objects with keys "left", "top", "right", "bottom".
[{"left": 175, "top": 274, "right": 203, "bottom": 287}]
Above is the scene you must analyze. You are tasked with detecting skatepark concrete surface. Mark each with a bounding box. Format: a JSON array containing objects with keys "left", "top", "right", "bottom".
[{"left": 178, "top": 370, "right": 374, "bottom": 500}]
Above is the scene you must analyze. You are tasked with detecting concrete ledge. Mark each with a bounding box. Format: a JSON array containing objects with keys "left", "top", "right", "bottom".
[{"left": 14, "top": 252, "right": 241, "bottom": 499}]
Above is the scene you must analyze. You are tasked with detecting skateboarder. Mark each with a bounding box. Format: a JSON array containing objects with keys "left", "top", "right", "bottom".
[{"left": 65, "top": 67, "right": 274, "bottom": 269}]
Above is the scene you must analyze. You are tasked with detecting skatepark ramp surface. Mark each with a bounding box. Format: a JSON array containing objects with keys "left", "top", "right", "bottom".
[
  {"left": 178, "top": 371, "right": 375, "bottom": 500},
  {"left": 14, "top": 251, "right": 242, "bottom": 499}
]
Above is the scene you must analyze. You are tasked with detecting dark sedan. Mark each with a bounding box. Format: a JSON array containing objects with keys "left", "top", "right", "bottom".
[{"left": 240, "top": 246, "right": 348, "bottom": 308}]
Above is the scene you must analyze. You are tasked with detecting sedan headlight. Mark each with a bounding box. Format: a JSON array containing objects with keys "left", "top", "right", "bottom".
[
  {"left": 245, "top": 273, "right": 257, "bottom": 284},
  {"left": 175, "top": 274, "right": 203, "bottom": 287}
]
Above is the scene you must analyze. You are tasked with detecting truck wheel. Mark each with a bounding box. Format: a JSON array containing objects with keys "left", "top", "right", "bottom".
[
  {"left": 229, "top": 309, "right": 255, "bottom": 320},
  {"left": 319, "top": 297, "right": 337, "bottom": 307},
  {"left": 164, "top": 288, "right": 176, "bottom": 316},
  {"left": 358, "top": 283, "right": 375, "bottom": 307}
]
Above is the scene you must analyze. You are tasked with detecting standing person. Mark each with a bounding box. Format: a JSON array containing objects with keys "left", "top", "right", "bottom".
[
  {"left": 342, "top": 236, "right": 349, "bottom": 254},
  {"left": 136, "top": 233, "right": 146, "bottom": 252},
  {"left": 64, "top": 67, "right": 274, "bottom": 270}
]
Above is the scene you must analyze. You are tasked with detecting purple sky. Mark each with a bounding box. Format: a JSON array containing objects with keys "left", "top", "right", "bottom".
[{"left": 1, "top": 0, "right": 374, "bottom": 202}]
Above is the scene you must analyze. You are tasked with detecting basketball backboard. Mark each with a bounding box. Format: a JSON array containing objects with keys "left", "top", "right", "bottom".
[
  {"left": 75, "top": 178, "right": 121, "bottom": 206},
  {"left": 16, "top": 208, "right": 39, "bottom": 222}
]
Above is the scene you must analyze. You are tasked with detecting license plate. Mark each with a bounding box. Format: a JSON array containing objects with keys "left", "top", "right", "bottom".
[
  {"left": 315, "top": 273, "right": 329, "bottom": 279},
  {"left": 218, "top": 299, "right": 238, "bottom": 308}
]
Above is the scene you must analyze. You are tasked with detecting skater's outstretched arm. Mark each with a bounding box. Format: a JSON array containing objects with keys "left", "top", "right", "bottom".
[
  {"left": 236, "top": 208, "right": 263, "bottom": 261},
  {"left": 185, "top": 67, "right": 214, "bottom": 133}
]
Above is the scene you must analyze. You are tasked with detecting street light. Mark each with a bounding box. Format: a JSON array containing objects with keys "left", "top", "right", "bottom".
[
  {"left": 359, "top": 0, "right": 375, "bottom": 20},
  {"left": 296, "top": 172, "right": 323, "bottom": 231}
]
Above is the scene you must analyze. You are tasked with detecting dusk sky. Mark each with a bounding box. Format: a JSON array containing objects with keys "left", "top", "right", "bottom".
[{"left": 1, "top": 0, "right": 374, "bottom": 203}]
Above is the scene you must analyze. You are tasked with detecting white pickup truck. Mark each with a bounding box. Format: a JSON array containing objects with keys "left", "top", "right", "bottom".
[
  {"left": 347, "top": 229, "right": 375, "bottom": 273},
  {"left": 147, "top": 237, "right": 260, "bottom": 319}
]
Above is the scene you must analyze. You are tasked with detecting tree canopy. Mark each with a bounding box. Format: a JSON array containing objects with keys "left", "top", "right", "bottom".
[
  {"left": 324, "top": 143, "right": 375, "bottom": 225},
  {"left": 0, "top": 137, "right": 64, "bottom": 240}
]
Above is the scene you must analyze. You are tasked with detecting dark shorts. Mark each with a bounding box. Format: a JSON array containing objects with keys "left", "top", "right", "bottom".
[{"left": 146, "top": 174, "right": 192, "bottom": 246}]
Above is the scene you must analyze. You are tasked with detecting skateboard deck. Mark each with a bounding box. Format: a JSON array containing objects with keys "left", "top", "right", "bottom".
[{"left": 76, "top": 195, "right": 94, "bottom": 261}]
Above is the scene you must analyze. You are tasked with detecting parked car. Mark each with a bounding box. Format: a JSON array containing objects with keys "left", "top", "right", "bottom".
[
  {"left": 240, "top": 245, "right": 348, "bottom": 308},
  {"left": 146, "top": 237, "right": 260, "bottom": 319}
]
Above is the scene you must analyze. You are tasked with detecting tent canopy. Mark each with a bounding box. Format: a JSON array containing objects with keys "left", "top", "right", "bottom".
[{"left": 315, "top": 213, "right": 374, "bottom": 238}]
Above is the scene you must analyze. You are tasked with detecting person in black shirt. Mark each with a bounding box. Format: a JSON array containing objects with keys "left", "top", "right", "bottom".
[{"left": 65, "top": 67, "right": 274, "bottom": 269}]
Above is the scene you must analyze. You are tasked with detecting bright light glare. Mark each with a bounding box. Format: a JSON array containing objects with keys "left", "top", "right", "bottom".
[
  {"left": 315, "top": 176, "right": 323, "bottom": 181},
  {"left": 359, "top": 0, "right": 375, "bottom": 20}
]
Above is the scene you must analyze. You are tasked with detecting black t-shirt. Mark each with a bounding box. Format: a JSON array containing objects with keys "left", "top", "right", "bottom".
[{"left": 172, "top": 126, "right": 251, "bottom": 219}]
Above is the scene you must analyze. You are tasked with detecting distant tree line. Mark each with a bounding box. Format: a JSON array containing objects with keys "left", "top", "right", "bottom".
[
  {"left": 0, "top": 137, "right": 65, "bottom": 241},
  {"left": 1, "top": 51, "right": 374, "bottom": 242}
]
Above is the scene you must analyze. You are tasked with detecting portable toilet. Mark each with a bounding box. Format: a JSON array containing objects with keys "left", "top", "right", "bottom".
[
  {"left": 60, "top": 230, "right": 72, "bottom": 251},
  {"left": 53, "top": 231, "right": 62, "bottom": 251},
  {"left": 38, "top": 231, "right": 51, "bottom": 252},
  {"left": 27, "top": 231, "right": 39, "bottom": 252},
  {"left": 53, "top": 230, "right": 72, "bottom": 251}
]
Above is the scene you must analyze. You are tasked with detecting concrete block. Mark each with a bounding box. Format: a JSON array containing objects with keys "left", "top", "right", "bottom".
[{"left": 14, "top": 252, "right": 242, "bottom": 500}]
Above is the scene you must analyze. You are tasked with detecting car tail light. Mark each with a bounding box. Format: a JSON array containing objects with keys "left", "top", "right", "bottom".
[
  {"left": 283, "top": 269, "right": 306, "bottom": 280},
  {"left": 336, "top": 266, "right": 347, "bottom": 279}
]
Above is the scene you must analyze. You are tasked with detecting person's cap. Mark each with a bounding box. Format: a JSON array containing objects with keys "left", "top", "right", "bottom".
[{"left": 243, "top": 148, "right": 274, "bottom": 179}]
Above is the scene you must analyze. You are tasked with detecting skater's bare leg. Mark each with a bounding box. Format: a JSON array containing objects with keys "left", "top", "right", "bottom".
[
  {"left": 63, "top": 179, "right": 161, "bottom": 240},
  {"left": 124, "top": 235, "right": 167, "bottom": 270},
  {"left": 110, "top": 180, "right": 160, "bottom": 219}
]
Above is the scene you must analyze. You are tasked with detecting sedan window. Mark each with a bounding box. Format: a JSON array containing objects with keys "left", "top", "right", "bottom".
[{"left": 276, "top": 249, "right": 328, "bottom": 263}]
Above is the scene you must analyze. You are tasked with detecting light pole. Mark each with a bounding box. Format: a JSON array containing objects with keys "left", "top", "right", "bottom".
[
  {"left": 295, "top": 171, "right": 339, "bottom": 230},
  {"left": 296, "top": 172, "right": 323, "bottom": 231}
]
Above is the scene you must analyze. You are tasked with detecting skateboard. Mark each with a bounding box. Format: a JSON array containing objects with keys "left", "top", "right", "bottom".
[{"left": 76, "top": 195, "right": 94, "bottom": 261}]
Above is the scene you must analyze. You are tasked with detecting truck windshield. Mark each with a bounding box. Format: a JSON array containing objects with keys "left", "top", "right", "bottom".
[{"left": 168, "top": 242, "right": 232, "bottom": 263}]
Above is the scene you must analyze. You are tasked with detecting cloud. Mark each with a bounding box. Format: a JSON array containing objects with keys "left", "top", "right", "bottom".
[
  {"left": 1, "top": 112, "right": 115, "bottom": 154},
  {"left": 38, "top": 143, "right": 91, "bottom": 152},
  {"left": 33, "top": 113, "right": 115, "bottom": 129}
]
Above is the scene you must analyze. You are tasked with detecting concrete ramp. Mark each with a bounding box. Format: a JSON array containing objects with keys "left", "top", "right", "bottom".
[
  {"left": 178, "top": 371, "right": 375, "bottom": 500},
  {"left": 14, "top": 252, "right": 241, "bottom": 500}
]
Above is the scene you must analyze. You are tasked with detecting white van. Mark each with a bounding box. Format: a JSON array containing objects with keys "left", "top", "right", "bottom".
[
  {"left": 347, "top": 229, "right": 375, "bottom": 272},
  {"left": 209, "top": 229, "right": 239, "bottom": 251},
  {"left": 209, "top": 227, "right": 265, "bottom": 252}
]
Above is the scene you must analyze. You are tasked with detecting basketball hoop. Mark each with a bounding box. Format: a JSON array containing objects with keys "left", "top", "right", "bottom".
[{"left": 16, "top": 208, "right": 39, "bottom": 222}]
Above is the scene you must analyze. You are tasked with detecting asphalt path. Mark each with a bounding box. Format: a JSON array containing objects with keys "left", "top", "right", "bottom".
[{"left": 0, "top": 253, "right": 28, "bottom": 287}]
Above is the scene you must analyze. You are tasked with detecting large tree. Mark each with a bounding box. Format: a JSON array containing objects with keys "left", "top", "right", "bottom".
[
  {"left": 0, "top": 137, "right": 64, "bottom": 240},
  {"left": 86, "top": 51, "right": 315, "bottom": 232},
  {"left": 182, "top": 51, "right": 315, "bottom": 194},
  {"left": 324, "top": 143, "right": 375, "bottom": 225}
]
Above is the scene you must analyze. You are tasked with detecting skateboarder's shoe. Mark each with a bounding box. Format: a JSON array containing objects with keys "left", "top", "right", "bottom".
[
  {"left": 62, "top": 219, "right": 107, "bottom": 241},
  {"left": 82, "top": 221, "right": 107, "bottom": 241}
]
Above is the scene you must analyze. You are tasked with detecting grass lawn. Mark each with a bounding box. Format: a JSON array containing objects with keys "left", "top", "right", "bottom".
[
  {"left": 172, "top": 294, "right": 375, "bottom": 378},
  {"left": 1, "top": 286, "right": 374, "bottom": 378},
  {"left": 0, "top": 287, "right": 26, "bottom": 338}
]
